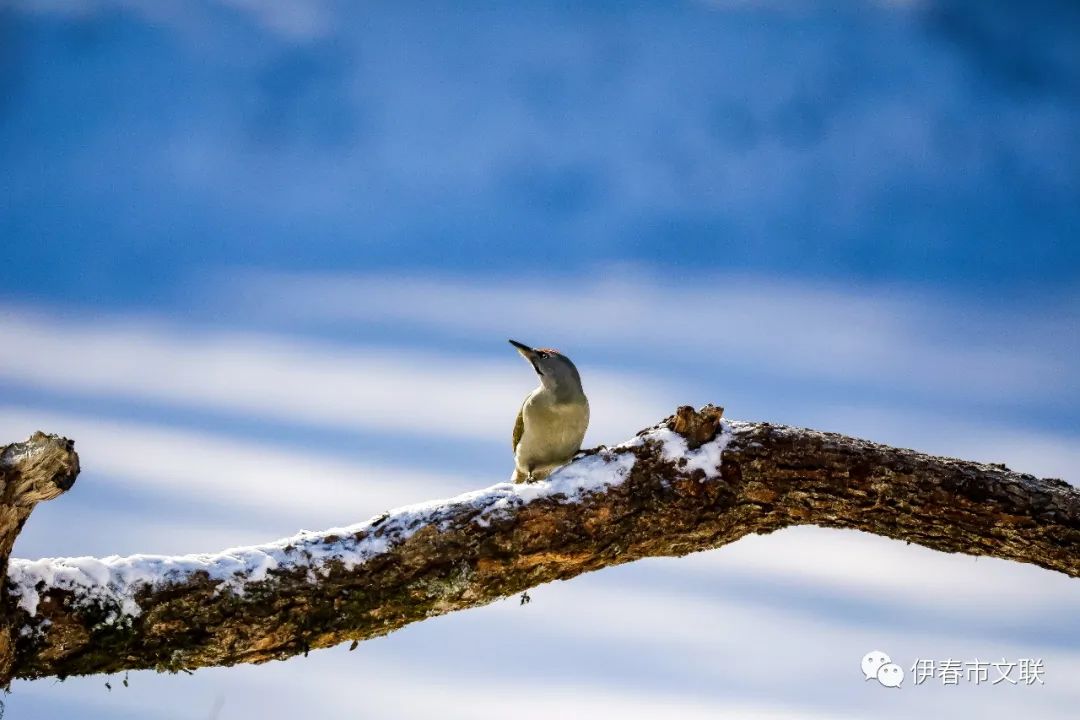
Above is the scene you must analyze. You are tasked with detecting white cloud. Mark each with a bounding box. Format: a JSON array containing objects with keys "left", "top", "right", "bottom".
[
  {"left": 8, "top": 645, "right": 858, "bottom": 720},
  {"left": 675, "top": 525, "right": 1080, "bottom": 618},
  {"left": 0, "top": 406, "right": 463, "bottom": 549},
  {"left": 0, "top": 308, "right": 673, "bottom": 447},
  {"left": 220, "top": 270, "right": 1080, "bottom": 406}
]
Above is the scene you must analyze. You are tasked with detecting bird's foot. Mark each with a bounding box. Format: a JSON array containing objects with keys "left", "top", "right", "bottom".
[{"left": 573, "top": 444, "right": 607, "bottom": 460}]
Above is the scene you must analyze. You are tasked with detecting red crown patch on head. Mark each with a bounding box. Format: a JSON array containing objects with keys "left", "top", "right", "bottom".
[{"left": 536, "top": 348, "right": 561, "bottom": 355}]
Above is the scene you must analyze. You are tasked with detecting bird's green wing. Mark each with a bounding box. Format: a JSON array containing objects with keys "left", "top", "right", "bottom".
[{"left": 512, "top": 403, "right": 525, "bottom": 452}]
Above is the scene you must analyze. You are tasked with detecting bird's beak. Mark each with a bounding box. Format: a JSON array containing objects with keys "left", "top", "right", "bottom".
[
  {"left": 508, "top": 339, "right": 536, "bottom": 359},
  {"left": 509, "top": 340, "right": 543, "bottom": 375}
]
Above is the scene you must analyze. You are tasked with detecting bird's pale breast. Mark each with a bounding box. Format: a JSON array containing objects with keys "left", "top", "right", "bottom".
[{"left": 516, "top": 392, "right": 589, "bottom": 473}]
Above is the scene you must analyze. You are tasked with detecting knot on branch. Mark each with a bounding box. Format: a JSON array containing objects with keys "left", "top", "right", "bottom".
[
  {"left": 667, "top": 404, "right": 724, "bottom": 450},
  {"left": 0, "top": 432, "right": 80, "bottom": 507}
]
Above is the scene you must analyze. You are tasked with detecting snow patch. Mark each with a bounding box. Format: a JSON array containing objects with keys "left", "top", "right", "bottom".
[
  {"left": 650, "top": 420, "right": 734, "bottom": 479},
  {"left": 480, "top": 446, "right": 638, "bottom": 520}
]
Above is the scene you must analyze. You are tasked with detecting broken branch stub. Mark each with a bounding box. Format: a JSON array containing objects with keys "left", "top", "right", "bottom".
[
  {"left": 0, "top": 432, "right": 80, "bottom": 685},
  {"left": 668, "top": 403, "right": 724, "bottom": 449}
]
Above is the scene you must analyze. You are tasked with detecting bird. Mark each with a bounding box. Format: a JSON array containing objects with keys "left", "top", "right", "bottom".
[{"left": 508, "top": 339, "right": 590, "bottom": 483}]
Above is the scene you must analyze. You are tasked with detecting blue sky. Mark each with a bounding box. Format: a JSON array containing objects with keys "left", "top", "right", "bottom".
[
  {"left": 3, "top": 0, "right": 1079, "bottom": 303},
  {"left": 1, "top": 1, "right": 1078, "bottom": 718}
]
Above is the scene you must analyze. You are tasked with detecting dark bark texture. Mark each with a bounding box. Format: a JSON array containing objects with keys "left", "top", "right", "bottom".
[{"left": 3, "top": 408, "right": 1078, "bottom": 684}]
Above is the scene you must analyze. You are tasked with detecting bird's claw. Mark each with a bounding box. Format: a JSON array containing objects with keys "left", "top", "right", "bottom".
[{"left": 573, "top": 444, "right": 607, "bottom": 460}]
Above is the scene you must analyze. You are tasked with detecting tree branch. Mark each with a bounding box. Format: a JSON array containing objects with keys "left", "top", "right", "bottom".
[{"left": 4, "top": 408, "right": 1078, "bottom": 683}]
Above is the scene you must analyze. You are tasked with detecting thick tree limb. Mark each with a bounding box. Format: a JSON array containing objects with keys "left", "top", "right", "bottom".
[{"left": 3, "top": 408, "right": 1078, "bottom": 683}]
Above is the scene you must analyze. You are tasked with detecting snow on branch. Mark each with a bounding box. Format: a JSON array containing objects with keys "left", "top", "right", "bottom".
[
  {"left": 2, "top": 407, "right": 1078, "bottom": 683},
  {"left": 7, "top": 432, "right": 647, "bottom": 620}
]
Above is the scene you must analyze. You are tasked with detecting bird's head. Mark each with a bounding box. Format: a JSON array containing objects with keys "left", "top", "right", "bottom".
[{"left": 509, "top": 339, "right": 584, "bottom": 399}]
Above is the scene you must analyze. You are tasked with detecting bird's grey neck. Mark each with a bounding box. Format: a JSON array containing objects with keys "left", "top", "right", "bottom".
[{"left": 537, "top": 381, "right": 586, "bottom": 403}]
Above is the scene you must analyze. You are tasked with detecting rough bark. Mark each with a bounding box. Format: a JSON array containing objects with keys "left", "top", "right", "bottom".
[
  {"left": 3, "top": 408, "right": 1078, "bottom": 684},
  {"left": 0, "top": 433, "right": 80, "bottom": 684}
]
